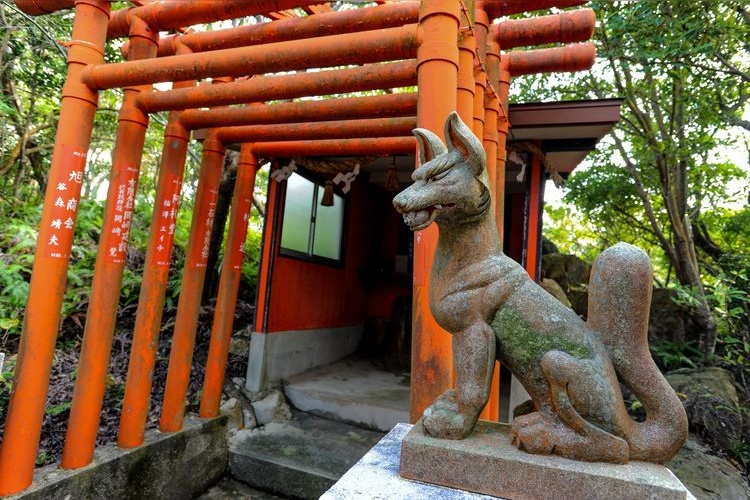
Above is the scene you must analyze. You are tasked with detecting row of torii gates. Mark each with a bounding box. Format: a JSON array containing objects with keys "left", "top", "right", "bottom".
[{"left": 1, "top": 0, "right": 597, "bottom": 494}]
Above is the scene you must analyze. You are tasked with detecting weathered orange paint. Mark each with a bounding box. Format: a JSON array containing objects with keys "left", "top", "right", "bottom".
[
  {"left": 138, "top": 61, "right": 418, "bottom": 113},
  {"left": 216, "top": 117, "right": 417, "bottom": 146},
  {"left": 482, "top": 0, "right": 588, "bottom": 17},
  {"left": 473, "top": 68, "right": 486, "bottom": 146},
  {"left": 107, "top": 0, "right": 328, "bottom": 39},
  {"left": 457, "top": 30, "right": 475, "bottom": 126},
  {"left": 14, "top": 0, "right": 75, "bottom": 15},
  {"left": 254, "top": 172, "right": 279, "bottom": 334},
  {"left": 84, "top": 25, "right": 419, "bottom": 90},
  {"left": 508, "top": 42, "right": 596, "bottom": 77},
  {"left": 472, "top": 4, "right": 489, "bottom": 140},
  {"left": 411, "top": 0, "right": 460, "bottom": 423},
  {"left": 0, "top": 2, "right": 111, "bottom": 494},
  {"left": 181, "top": 93, "right": 418, "bottom": 130},
  {"left": 526, "top": 152, "right": 543, "bottom": 281},
  {"left": 492, "top": 8, "right": 596, "bottom": 50},
  {"left": 118, "top": 117, "right": 191, "bottom": 449},
  {"left": 160, "top": 131, "right": 226, "bottom": 432},
  {"left": 484, "top": 44, "right": 500, "bottom": 198},
  {"left": 481, "top": 35, "right": 502, "bottom": 423},
  {"left": 141, "top": 1, "right": 420, "bottom": 57},
  {"left": 61, "top": 18, "right": 159, "bottom": 470},
  {"left": 251, "top": 138, "right": 416, "bottom": 158},
  {"left": 199, "top": 146, "right": 259, "bottom": 417},
  {"left": 496, "top": 57, "right": 511, "bottom": 246},
  {"left": 482, "top": 91, "right": 497, "bottom": 194}
]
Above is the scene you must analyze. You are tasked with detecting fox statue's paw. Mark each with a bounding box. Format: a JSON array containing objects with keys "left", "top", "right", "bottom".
[
  {"left": 510, "top": 411, "right": 559, "bottom": 455},
  {"left": 511, "top": 411, "right": 629, "bottom": 463},
  {"left": 422, "top": 389, "right": 475, "bottom": 440}
]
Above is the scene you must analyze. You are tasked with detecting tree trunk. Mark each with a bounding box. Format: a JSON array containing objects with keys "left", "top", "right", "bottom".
[
  {"left": 201, "top": 150, "right": 238, "bottom": 304},
  {"left": 666, "top": 191, "right": 719, "bottom": 360}
]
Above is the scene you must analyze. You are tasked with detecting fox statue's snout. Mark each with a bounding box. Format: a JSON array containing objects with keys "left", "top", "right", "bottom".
[
  {"left": 393, "top": 112, "right": 488, "bottom": 231},
  {"left": 392, "top": 183, "right": 440, "bottom": 232}
]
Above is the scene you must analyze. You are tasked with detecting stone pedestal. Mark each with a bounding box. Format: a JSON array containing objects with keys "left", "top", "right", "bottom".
[{"left": 400, "top": 419, "right": 694, "bottom": 500}]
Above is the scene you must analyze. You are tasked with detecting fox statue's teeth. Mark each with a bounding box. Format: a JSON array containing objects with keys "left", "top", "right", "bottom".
[
  {"left": 402, "top": 208, "right": 438, "bottom": 231},
  {"left": 434, "top": 204, "right": 443, "bottom": 210}
]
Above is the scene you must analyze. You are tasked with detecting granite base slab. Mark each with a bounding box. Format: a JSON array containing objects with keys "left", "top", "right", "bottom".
[
  {"left": 400, "top": 419, "right": 693, "bottom": 500},
  {"left": 322, "top": 423, "right": 498, "bottom": 499}
]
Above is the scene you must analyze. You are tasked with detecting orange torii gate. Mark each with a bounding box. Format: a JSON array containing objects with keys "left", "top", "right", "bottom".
[{"left": 0, "top": 0, "right": 596, "bottom": 494}]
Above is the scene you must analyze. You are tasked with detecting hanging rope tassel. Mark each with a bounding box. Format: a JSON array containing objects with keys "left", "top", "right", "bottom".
[
  {"left": 386, "top": 160, "right": 400, "bottom": 192},
  {"left": 321, "top": 180, "right": 335, "bottom": 206}
]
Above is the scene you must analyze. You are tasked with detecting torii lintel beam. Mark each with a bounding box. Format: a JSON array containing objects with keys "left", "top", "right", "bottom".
[
  {"left": 82, "top": 25, "right": 418, "bottom": 90},
  {"left": 137, "top": 61, "right": 418, "bottom": 113},
  {"left": 215, "top": 117, "right": 417, "bottom": 145},
  {"left": 129, "top": 1, "right": 421, "bottom": 58},
  {"left": 181, "top": 93, "right": 419, "bottom": 130}
]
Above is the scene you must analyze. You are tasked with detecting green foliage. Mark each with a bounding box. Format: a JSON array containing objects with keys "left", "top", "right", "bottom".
[
  {"left": 45, "top": 401, "right": 71, "bottom": 417},
  {"left": 239, "top": 228, "right": 263, "bottom": 304},
  {"left": 0, "top": 199, "right": 39, "bottom": 334},
  {"left": 649, "top": 341, "right": 702, "bottom": 371},
  {"left": 732, "top": 439, "right": 750, "bottom": 471},
  {"left": 671, "top": 271, "right": 750, "bottom": 376},
  {"left": 527, "top": 0, "right": 750, "bottom": 359},
  {"left": 0, "top": 362, "right": 12, "bottom": 418}
]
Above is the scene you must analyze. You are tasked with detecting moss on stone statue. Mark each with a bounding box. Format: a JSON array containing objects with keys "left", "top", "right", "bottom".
[{"left": 491, "top": 307, "right": 591, "bottom": 371}]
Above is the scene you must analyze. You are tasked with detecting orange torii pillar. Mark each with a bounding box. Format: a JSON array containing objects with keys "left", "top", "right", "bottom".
[
  {"left": 410, "top": 0, "right": 460, "bottom": 422},
  {"left": 0, "top": 1, "right": 111, "bottom": 494},
  {"left": 474, "top": 1, "right": 501, "bottom": 423},
  {"left": 60, "top": 16, "right": 160, "bottom": 469},
  {"left": 117, "top": 100, "right": 193, "bottom": 449},
  {"left": 456, "top": 26, "right": 475, "bottom": 127},
  {"left": 199, "top": 144, "right": 259, "bottom": 417},
  {"left": 159, "top": 129, "right": 226, "bottom": 432}
]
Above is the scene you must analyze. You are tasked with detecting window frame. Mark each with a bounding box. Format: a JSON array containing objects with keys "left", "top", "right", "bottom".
[{"left": 278, "top": 169, "right": 348, "bottom": 267}]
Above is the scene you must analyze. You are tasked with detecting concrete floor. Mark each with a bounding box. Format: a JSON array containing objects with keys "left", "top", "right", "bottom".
[{"left": 284, "top": 357, "right": 410, "bottom": 431}]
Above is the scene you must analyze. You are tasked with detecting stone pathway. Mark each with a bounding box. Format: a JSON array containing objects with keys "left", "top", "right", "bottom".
[{"left": 198, "top": 477, "right": 289, "bottom": 499}]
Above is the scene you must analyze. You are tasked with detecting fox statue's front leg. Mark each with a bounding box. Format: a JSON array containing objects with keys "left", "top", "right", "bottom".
[{"left": 423, "top": 321, "right": 495, "bottom": 439}]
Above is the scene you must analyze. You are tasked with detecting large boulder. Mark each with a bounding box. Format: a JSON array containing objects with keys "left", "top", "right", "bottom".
[
  {"left": 648, "top": 287, "right": 701, "bottom": 345},
  {"left": 541, "top": 252, "right": 591, "bottom": 318},
  {"left": 666, "top": 367, "right": 744, "bottom": 453},
  {"left": 541, "top": 252, "right": 591, "bottom": 295},
  {"left": 541, "top": 236, "right": 559, "bottom": 255},
  {"left": 540, "top": 278, "right": 571, "bottom": 308},
  {"left": 667, "top": 437, "right": 750, "bottom": 500}
]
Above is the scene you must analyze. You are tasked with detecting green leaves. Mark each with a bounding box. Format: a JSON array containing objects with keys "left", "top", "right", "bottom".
[{"left": 0, "top": 317, "right": 19, "bottom": 332}]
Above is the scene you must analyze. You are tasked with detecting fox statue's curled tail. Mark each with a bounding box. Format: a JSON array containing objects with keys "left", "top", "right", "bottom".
[
  {"left": 393, "top": 111, "right": 687, "bottom": 464},
  {"left": 588, "top": 244, "right": 688, "bottom": 462}
]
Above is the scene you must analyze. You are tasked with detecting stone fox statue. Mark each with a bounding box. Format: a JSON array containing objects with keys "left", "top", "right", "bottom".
[{"left": 392, "top": 112, "right": 687, "bottom": 464}]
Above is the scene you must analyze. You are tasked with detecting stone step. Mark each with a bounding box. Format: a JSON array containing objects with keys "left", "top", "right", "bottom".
[
  {"left": 229, "top": 412, "right": 385, "bottom": 499},
  {"left": 284, "top": 358, "right": 410, "bottom": 432}
]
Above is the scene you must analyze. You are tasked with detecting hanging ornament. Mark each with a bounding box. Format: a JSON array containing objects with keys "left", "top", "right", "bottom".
[
  {"left": 321, "top": 180, "right": 335, "bottom": 207},
  {"left": 270, "top": 159, "right": 297, "bottom": 182},
  {"left": 333, "top": 163, "right": 360, "bottom": 194},
  {"left": 385, "top": 157, "right": 400, "bottom": 192}
]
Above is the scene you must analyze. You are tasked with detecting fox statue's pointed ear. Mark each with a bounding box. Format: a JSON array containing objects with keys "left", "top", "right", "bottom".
[
  {"left": 444, "top": 111, "right": 486, "bottom": 175},
  {"left": 413, "top": 127, "right": 447, "bottom": 164}
]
